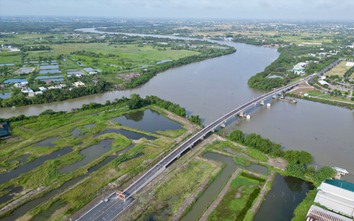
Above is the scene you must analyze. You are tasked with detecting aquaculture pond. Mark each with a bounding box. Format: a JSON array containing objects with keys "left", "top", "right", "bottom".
[
  {"left": 111, "top": 109, "right": 182, "bottom": 133},
  {"left": 0, "top": 147, "right": 73, "bottom": 185},
  {"left": 253, "top": 173, "right": 313, "bottom": 221}
]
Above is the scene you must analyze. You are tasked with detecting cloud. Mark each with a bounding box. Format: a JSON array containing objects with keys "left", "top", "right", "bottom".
[{"left": 0, "top": 0, "right": 353, "bottom": 20}]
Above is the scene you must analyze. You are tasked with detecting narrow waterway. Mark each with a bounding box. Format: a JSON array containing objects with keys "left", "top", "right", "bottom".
[
  {"left": 0, "top": 147, "right": 73, "bottom": 185},
  {"left": 253, "top": 174, "right": 313, "bottom": 221},
  {"left": 181, "top": 152, "right": 269, "bottom": 221},
  {"left": 0, "top": 145, "right": 141, "bottom": 221},
  {"left": 181, "top": 152, "right": 237, "bottom": 221}
]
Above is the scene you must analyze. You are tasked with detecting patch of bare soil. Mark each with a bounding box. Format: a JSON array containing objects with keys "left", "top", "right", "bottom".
[
  {"left": 290, "top": 81, "right": 314, "bottom": 95},
  {"left": 116, "top": 72, "right": 140, "bottom": 81}
]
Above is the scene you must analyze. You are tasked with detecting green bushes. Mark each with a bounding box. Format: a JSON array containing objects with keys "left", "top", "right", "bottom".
[
  {"left": 228, "top": 129, "right": 333, "bottom": 183},
  {"left": 228, "top": 130, "right": 282, "bottom": 157}
]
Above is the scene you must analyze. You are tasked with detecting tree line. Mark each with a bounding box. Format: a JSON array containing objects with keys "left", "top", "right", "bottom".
[
  {"left": 0, "top": 80, "right": 110, "bottom": 108},
  {"left": 228, "top": 130, "right": 335, "bottom": 184}
]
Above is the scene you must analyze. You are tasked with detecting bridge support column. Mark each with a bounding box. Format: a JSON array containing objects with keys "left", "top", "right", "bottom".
[
  {"left": 239, "top": 111, "right": 244, "bottom": 117},
  {"left": 260, "top": 100, "right": 265, "bottom": 106},
  {"left": 267, "top": 103, "right": 271, "bottom": 108}
]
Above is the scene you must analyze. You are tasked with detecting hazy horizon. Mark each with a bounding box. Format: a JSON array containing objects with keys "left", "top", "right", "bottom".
[{"left": 1, "top": 0, "right": 354, "bottom": 21}]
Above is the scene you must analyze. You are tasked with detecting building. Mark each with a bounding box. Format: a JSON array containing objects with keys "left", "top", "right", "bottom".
[
  {"left": 314, "top": 180, "right": 354, "bottom": 218},
  {"left": 13, "top": 67, "right": 35, "bottom": 75},
  {"left": 73, "top": 81, "right": 85, "bottom": 87},
  {"left": 292, "top": 62, "right": 308, "bottom": 75},
  {"left": 0, "top": 122, "right": 10, "bottom": 138},
  {"left": 306, "top": 205, "right": 352, "bottom": 221},
  {"left": 318, "top": 80, "right": 330, "bottom": 87},
  {"left": 21, "top": 87, "right": 34, "bottom": 94},
  {"left": 67, "top": 70, "right": 85, "bottom": 78},
  {"left": 38, "top": 87, "right": 47, "bottom": 91}
]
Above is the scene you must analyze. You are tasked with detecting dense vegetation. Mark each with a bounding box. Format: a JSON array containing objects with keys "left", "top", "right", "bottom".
[
  {"left": 0, "top": 94, "right": 200, "bottom": 126},
  {"left": 0, "top": 77, "right": 110, "bottom": 108},
  {"left": 344, "top": 65, "right": 354, "bottom": 78},
  {"left": 247, "top": 45, "right": 340, "bottom": 90},
  {"left": 125, "top": 94, "right": 202, "bottom": 124},
  {"left": 228, "top": 130, "right": 335, "bottom": 184}
]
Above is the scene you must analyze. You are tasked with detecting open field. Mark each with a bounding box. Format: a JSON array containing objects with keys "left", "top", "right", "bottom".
[
  {"left": 325, "top": 61, "right": 352, "bottom": 77},
  {"left": 0, "top": 52, "right": 22, "bottom": 64},
  {"left": 205, "top": 140, "right": 269, "bottom": 163},
  {"left": 307, "top": 90, "right": 354, "bottom": 104},
  {"left": 135, "top": 158, "right": 219, "bottom": 221},
  {"left": 290, "top": 82, "right": 315, "bottom": 96},
  {"left": 207, "top": 173, "right": 264, "bottom": 221}
]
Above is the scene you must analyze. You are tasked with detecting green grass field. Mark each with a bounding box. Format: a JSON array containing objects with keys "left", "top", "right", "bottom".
[
  {"left": 0, "top": 51, "right": 22, "bottom": 64},
  {"left": 325, "top": 61, "right": 352, "bottom": 77},
  {"left": 207, "top": 173, "right": 264, "bottom": 221},
  {"left": 136, "top": 158, "right": 219, "bottom": 221},
  {"left": 206, "top": 140, "right": 268, "bottom": 163},
  {"left": 308, "top": 90, "right": 353, "bottom": 103}
]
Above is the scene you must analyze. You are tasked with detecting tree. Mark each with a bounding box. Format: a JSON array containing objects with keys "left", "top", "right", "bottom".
[
  {"left": 314, "top": 166, "right": 335, "bottom": 184},
  {"left": 229, "top": 130, "right": 245, "bottom": 143},
  {"left": 284, "top": 150, "right": 313, "bottom": 165},
  {"left": 285, "top": 163, "right": 307, "bottom": 178},
  {"left": 126, "top": 94, "right": 143, "bottom": 110},
  {"left": 189, "top": 115, "right": 201, "bottom": 124}
]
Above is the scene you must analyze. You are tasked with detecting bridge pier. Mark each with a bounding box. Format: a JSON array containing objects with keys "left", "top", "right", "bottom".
[
  {"left": 220, "top": 120, "right": 227, "bottom": 128},
  {"left": 239, "top": 111, "right": 244, "bottom": 117},
  {"left": 260, "top": 100, "right": 265, "bottom": 106}
]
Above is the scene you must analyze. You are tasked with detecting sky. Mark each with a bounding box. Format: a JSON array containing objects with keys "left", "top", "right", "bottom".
[{"left": 1, "top": 0, "right": 354, "bottom": 20}]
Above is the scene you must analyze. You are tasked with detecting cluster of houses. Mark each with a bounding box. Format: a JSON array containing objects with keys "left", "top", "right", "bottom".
[
  {"left": 0, "top": 45, "right": 20, "bottom": 52},
  {"left": 308, "top": 49, "right": 341, "bottom": 59},
  {"left": 306, "top": 178, "right": 354, "bottom": 221},
  {"left": 292, "top": 61, "right": 319, "bottom": 75},
  {"left": 1, "top": 60, "right": 101, "bottom": 98}
]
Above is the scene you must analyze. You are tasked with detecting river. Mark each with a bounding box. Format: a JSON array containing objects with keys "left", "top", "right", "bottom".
[{"left": 1, "top": 28, "right": 353, "bottom": 176}]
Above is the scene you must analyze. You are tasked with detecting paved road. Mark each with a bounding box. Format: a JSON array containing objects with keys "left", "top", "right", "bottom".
[
  {"left": 77, "top": 194, "right": 134, "bottom": 221},
  {"left": 76, "top": 75, "right": 313, "bottom": 221}
]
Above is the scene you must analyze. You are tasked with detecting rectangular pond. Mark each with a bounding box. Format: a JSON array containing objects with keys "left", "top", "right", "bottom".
[
  {"left": 111, "top": 109, "right": 182, "bottom": 133},
  {"left": 253, "top": 173, "right": 314, "bottom": 221}
]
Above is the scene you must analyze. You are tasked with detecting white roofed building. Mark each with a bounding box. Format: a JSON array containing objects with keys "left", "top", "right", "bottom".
[{"left": 314, "top": 180, "right": 354, "bottom": 218}]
